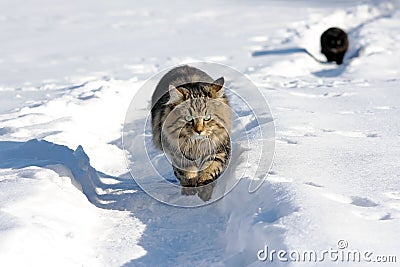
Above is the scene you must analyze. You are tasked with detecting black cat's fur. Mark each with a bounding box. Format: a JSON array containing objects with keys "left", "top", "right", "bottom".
[{"left": 320, "top": 27, "right": 349, "bottom": 65}]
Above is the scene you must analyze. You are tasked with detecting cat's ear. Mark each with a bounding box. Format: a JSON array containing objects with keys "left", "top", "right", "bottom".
[
  {"left": 211, "top": 77, "right": 225, "bottom": 98},
  {"left": 166, "top": 85, "right": 186, "bottom": 105}
]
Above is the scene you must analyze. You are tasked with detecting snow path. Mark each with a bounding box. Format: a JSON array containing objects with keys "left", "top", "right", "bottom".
[{"left": 1, "top": 0, "right": 400, "bottom": 266}]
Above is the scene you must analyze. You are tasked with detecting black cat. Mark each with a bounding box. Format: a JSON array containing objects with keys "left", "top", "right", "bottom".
[{"left": 320, "top": 27, "right": 349, "bottom": 65}]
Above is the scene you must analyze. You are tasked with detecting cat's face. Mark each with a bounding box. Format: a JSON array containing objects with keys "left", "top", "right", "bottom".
[
  {"left": 173, "top": 97, "right": 228, "bottom": 141},
  {"left": 326, "top": 36, "right": 346, "bottom": 51},
  {"left": 321, "top": 27, "right": 349, "bottom": 64},
  {"left": 162, "top": 79, "right": 231, "bottom": 154},
  {"left": 324, "top": 36, "right": 347, "bottom": 56}
]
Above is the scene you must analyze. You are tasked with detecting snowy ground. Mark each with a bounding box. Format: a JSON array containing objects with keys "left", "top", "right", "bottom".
[{"left": 1, "top": 0, "right": 400, "bottom": 266}]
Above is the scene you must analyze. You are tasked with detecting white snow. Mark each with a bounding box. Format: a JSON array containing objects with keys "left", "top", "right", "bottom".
[
  {"left": 0, "top": 167, "right": 145, "bottom": 266},
  {"left": 1, "top": 0, "right": 400, "bottom": 266}
]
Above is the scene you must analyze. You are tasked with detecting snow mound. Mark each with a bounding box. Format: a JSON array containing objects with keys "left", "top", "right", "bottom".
[{"left": 0, "top": 164, "right": 145, "bottom": 266}]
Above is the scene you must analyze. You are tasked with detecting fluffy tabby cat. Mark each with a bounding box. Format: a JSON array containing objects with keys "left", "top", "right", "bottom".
[
  {"left": 320, "top": 27, "right": 349, "bottom": 65},
  {"left": 151, "top": 65, "right": 232, "bottom": 190}
]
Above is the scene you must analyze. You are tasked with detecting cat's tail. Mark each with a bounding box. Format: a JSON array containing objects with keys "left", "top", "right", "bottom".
[
  {"left": 252, "top": 47, "right": 328, "bottom": 64},
  {"left": 252, "top": 46, "right": 364, "bottom": 65}
]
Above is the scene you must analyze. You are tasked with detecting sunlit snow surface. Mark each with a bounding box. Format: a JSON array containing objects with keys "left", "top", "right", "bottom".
[{"left": 0, "top": 0, "right": 400, "bottom": 266}]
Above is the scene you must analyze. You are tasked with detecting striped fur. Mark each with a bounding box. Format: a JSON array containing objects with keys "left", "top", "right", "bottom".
[{"left": 151, "top": 65, "right": 231, "bottom": 187}]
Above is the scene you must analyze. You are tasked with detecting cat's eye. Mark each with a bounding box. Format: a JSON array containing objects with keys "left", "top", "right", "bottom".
[
  {"left": 185, "top": 115, "right": 193, "bottom": 122},
  {"left": 337, "top": 40, "right": 342, "bottom": 45},
  {"left": 204, "top": 115, "right": 211, "bottom": 121}
]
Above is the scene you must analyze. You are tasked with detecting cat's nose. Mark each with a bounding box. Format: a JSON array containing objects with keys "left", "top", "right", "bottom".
[{"left": 194, "top": 125, "right": 204, "bottom": 134}]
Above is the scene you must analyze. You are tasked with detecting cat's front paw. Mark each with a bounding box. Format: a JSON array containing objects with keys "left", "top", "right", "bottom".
[
  {"left": 197, "top": 173, "right": 214, "bottom": 186},
  {"left": 179, "top": 177, "right": 197, "bottom": 187}
]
